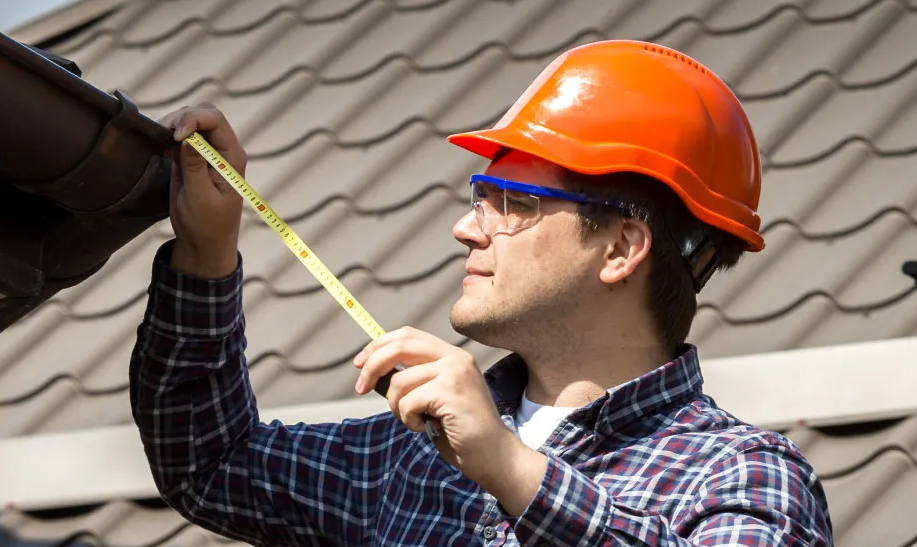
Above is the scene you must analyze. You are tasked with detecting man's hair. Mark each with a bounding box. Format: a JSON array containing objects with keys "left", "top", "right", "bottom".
[{"left": 562, "top": 170, "right": 748, "bottom": 353}]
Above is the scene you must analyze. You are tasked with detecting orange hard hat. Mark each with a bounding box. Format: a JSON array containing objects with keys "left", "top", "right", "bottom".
[{"left": 447, "top": 40, "right": 764, "bottom": 252}]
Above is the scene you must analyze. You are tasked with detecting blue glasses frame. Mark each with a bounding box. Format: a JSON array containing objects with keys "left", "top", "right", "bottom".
[{"left": 469, "top": 174, "right": 625, "bottom": 209}]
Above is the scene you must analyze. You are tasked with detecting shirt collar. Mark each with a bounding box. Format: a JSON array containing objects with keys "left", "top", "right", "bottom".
[{"left": 483, "top": 344, "right": 705, "bottom": 436}]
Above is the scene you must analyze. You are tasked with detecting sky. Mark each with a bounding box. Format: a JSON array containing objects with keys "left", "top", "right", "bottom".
[{"left": 0, "top": 0, "right": 79, "bottom": 32}]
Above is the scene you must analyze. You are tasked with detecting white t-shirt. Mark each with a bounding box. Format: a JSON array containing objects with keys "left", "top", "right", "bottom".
[{"left": 514, "top": 389, "right": 581, "bottom": 449}]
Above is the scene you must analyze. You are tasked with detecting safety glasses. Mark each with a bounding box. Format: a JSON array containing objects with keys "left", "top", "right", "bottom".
[{"left": 469, "top": 174, "right": 624, "bottom": 236}]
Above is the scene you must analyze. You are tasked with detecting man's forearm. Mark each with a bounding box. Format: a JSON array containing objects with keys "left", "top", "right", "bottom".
[
  {"left": 485, "top": 445, "right": 831, "bottom": 547},
  {"left": 477, "top": 433, "right": 549, "bottom": 517},
  {"left": 129, "top": 241, "right": 251, "bottom": 494}
]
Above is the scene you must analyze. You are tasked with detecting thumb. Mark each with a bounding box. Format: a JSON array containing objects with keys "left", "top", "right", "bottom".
[
  {"left": 179, "top": 140, "right": 210, "bottom": 176},
  {"left": 178, "top": 141, "right": 217, "bottom": 199}
]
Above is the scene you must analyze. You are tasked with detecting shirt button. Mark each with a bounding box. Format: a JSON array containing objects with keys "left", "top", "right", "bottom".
[{"left": 482, "top": 525, "right": 497, "bottom": 540}]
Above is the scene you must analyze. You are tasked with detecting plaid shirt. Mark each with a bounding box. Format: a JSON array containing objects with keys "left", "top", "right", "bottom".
[{"left": 130, "top": 241, "right": 833, "bottom": 546}]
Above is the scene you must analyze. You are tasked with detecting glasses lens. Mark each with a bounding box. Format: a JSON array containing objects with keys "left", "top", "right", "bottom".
[
  {"left": 471, "top": 181, "right": 540, "bottom": 235},
  {"left": 472, "top": 181, "right": 503, "bottom": 233},
  {"left": 502, "top": 188, "right": 539, "bottom": 232}
]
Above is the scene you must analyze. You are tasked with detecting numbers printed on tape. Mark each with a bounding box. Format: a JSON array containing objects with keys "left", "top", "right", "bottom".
[{"left": 184, "top": 132, "right": 387, "bottom": 341}]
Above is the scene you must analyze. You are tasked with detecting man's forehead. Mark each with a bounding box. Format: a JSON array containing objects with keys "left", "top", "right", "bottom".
[{"left": 485, "top": 149, "right": 566, "bottom": 188}]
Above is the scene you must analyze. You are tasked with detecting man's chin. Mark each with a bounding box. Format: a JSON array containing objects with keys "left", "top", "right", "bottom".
[{"left": 449, "top": 301, "right": 505, "bottom": 345}]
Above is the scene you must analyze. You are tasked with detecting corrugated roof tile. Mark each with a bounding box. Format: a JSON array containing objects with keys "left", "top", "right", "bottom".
[
  {"left": 739, "top": 76, "right": 829, "bottom": 153},
  {"left": 840, "top": 3, "right": 917, "bottom": 84},
  {"left": 683, "top": 6, "right": 815, "bottom": 91},
  {"left": 416, "top": 0, "right": 556, "bottom": 65},
  {"left": 3, "top": 0, "right": 917, "bottom": 544},
  {"left": 610, "top": 0, "right": 722, "bottom": 41},
  {"left": 335, "top": 55, "right": 501, "bottom": 141},
  {"left": 48, "top": 0, "right": 151, "bottom": 57},
  {"left": 737, "top": 0, "right": 904, "bottom": 97},
  {"left": 703, "top": 0, "right": 809, "bottom": 28},
  {"left": 692, "top": 298, "right": 839, "bottom": 357},
  {"left": 323, "top": 0, "right": 469, "bottom": 78},
  {"left": 65, "top": 24, "right": 203, "bottom": 98},
  {"left": 799, "top": 229, "right": 917, "bottom": 346},
  {"left": 434, "top": 52, "right": 553, "bottom": 129},
  {"left": 128, "top": 16, "right": 289, "bottom": 104},
  {"left": 774, "top": 66, "right": 917, "bottom": 163},
  {"left": 211, "top": 0, "right": 302, "bottom": 33},
  {"left": 697, "top": 214, "right": 915, "bottom": 318},
  {"left": 787, "top": 417, "right": 917, "bottom": 477},
  {"left": 230, "top": 2, "right": 389, "bottom": 87},
  {"left": 305, "top": 0, "right": 376, "bottom": 19},
  {"left": 757, "top": 149, "right": 917, "bottom": 232},
  {"left": 117, "top": 0, "right": 226, "bottom": 44},
  {"left": 819, "top": 447, "right": 917, "bottom": 547},
  {"left": 803, "top": 0, "right": 880, "bottom": 19},
  {"left": 510, "top": 0, "right": 633, "bottom": 54}
]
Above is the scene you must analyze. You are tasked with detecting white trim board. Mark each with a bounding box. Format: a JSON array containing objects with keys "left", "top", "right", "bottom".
[
  {"left": 1, "top": 336, "right": 915, "bottom": 511},
  {"left": 0, "top": 397, "right": 391, "bottom": 511},
  {"left": 699, "top": 336, "right": 917, "bottom": 430}
]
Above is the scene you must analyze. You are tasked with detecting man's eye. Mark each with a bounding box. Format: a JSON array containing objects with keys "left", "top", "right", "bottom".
[{"left": 504, "top": 194, "right": 536, "bottom": 214}]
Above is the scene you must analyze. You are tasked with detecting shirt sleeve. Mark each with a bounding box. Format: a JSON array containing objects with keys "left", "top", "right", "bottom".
[
  {"left": 512, "top": 443, "right": 833, "bottom": 547},
  {"left": 129, "top": 240, "right": 411, "bottom": 547}
]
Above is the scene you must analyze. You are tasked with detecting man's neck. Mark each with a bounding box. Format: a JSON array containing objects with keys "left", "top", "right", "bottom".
[{"left": 518, "top": 340, "right": 672, "bottom": 408}]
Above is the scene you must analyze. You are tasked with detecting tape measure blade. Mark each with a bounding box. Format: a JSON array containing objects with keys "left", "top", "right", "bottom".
[
  {"left": 183, "top": 132, "right": 386, "bottom": 340},
  {"left": 183, "top": 133, "right": 439, "bottom": 442}
]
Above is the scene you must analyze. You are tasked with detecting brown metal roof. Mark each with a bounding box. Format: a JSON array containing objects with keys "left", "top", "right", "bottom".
[{"left": 1, "top": 1, "right": 916, "bottom": 546}]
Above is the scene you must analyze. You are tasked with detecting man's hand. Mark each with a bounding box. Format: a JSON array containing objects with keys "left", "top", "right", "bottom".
[
  {"left": 158, "top": 104, "right": 246, "bottom": 279},
  {"left": 353, "top": 327, "right": 548, "bottom": 515}
]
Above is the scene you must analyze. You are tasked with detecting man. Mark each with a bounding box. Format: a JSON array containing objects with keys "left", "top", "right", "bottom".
[{"left": 130, "top": 40, "right": 832, "bottom": 546}]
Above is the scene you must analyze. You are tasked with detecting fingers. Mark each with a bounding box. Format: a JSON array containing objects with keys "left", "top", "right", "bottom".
[
  {"left": 385, "top": 362, "right": 439, "bottom": 425},
  {"left": 355, "top": 327, "right": 453, "bottom": 369},
  {"left": 159, "top": 104, "right": 239, "bottom": 146},
  {"left": 158, "top": 103, "right": 246, "bottom": 167},
  {"left": 158, "top": 103, "right": 247, "bottom": 200},
  {"left": 354, "top": 327, "right": 455, "bottom": 395},
  {"left": 393, "top": 378, "right": 441, "bottom": 433}
]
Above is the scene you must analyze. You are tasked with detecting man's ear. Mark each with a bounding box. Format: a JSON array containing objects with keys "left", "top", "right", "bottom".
[{"left": 599, "top": 218, "right": 652, "bottom": 285}]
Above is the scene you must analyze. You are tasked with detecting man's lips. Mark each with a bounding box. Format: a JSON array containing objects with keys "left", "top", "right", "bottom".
[
  {"left": 464, "top": 266, "right": 493, "bottom": 284},
  {"left": 465, "top": 268, "right": 492, "bottom": 276}
]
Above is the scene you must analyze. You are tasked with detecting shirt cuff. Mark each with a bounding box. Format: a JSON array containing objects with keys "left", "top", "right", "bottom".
[
  {"left": 513, "top": 455, "right": 614, "bottom": 546},
  {"left": 145, "top": 239, "right": 244, "bottom": 340}
]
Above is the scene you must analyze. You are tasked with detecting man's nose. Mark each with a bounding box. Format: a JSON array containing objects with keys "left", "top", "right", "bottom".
[{"left": 453, "top": 208, "right": 488, "bottom": 248}]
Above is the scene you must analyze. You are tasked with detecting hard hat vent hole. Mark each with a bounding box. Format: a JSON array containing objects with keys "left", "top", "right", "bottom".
[{"left": 644, "top": 44, "right": 708, "bottom": 75}]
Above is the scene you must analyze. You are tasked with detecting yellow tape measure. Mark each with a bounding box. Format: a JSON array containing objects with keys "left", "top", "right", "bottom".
[{"left": 184, "top": 132, "right": 439, "bottom": 441}]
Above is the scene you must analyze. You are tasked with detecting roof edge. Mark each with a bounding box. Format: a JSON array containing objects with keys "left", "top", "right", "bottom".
[{"left": 7, "top": 0, "right": 124, "bottom": 46}]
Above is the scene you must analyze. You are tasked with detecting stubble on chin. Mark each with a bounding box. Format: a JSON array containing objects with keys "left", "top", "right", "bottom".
[{"left": 449, "top": 293, "right": 527, "bottom": 350}]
